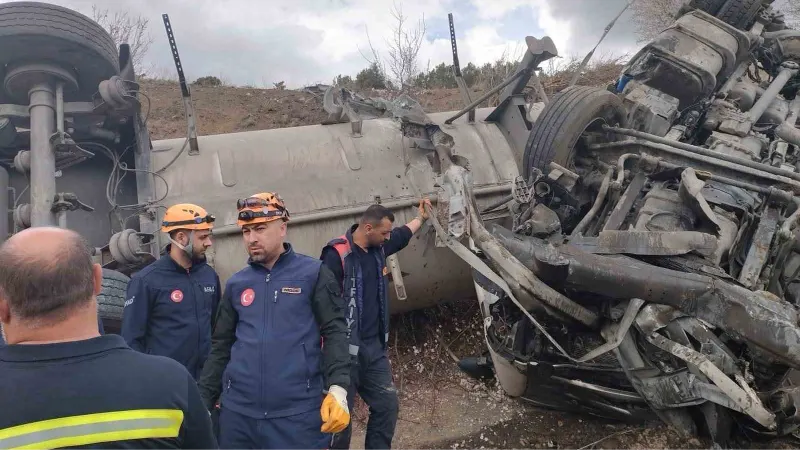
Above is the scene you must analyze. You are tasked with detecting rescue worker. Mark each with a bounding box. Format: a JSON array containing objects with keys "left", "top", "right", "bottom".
[
  {"left": 0, "top": 227, "right": 216, "bottom": 449},
  {"left": 198, "top": 192, "right": 352, "bottom": 449},
  {"left": 321, "top": 199, "right": 432, "bottom": 450},
  {"left": 121, "top": 203, "right": 221, "bottom": 380}
]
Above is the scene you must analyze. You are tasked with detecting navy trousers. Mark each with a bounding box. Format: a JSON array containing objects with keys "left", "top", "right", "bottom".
[
  {"left": 219, "top": 406, "right": 329, "bottom": 449},
  {"left": 331, "top": 337, "right": 399, "bottom": 450}
]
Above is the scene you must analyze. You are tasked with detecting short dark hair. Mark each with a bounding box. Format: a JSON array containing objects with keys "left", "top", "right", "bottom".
[
  {"left": 0, "top": 230, "right": 95, "bottom": 322},
  {"left": 360, "top": 205, "right": 394, "bottom": 226}
]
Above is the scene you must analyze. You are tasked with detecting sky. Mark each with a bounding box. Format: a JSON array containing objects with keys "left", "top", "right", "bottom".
[{"left": 14, "top": 0, "right": 644, "bottom": 88}]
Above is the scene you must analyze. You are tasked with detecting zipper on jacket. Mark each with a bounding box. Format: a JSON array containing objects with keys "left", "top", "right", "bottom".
[
  {"left": 302, "top": 342, "right": 310, "bottom": 390},
  {"left": 188, "top": 269, "right": 202, "bottom": 376},
  {"left": 261, "top": 271, "right": 270, "bottom": 417},
  {"left": 273, "top": 290, "right": 278, "bottom": 303},
  {"left": 227, "top": 379, "right": 231, "bottom": 390}
]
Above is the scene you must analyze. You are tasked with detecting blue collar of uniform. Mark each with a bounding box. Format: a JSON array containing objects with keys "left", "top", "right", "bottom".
[
  {"left": 0, "top": 334, "right": 128, "bottom": 362},
  {"left": 248, "top": 242, "right": 295, "bottom": 270}
]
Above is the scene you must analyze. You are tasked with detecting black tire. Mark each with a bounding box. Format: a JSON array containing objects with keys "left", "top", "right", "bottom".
[
  {"left": 716, "top": 0, "right": 763, "bottom": 29},
  {"left": 0, "top": 2, "right": 119, "bottom": 101},
  {"left": 97, "top": 268, "right": 129, "bottom": 322},
  {"left": 522, "top": 86, "right": 627, "bottom": 180},
  {"left": 688, "top": 0, "right": 728, "bottom": 15}
]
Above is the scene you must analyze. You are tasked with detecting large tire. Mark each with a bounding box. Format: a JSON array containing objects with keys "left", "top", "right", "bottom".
[
  {"left": 715, "top": 0, "right": 763, "bottom": 29},
  {"left": 522, "top": 86, "right": 627, "bottom": 180},
  {"left": 0, "top": 2, "right": 119, "bottom": 101},
  {"left": 97, "top": 268, "right": 129, "bottom": 322},
  {"left": 686, "top": 0, "right": 764, "bottom": 30},
  {"left": 687, "top": 0, "right": 728, "bottom": 15}
]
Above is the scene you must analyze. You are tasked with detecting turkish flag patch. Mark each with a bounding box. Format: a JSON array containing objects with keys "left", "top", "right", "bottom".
[
  {"left": 241, "top": 288, "right": 255, "bottom": 307},
  {"left": 170, "top": 289, "right": 184, "bottom": 303}
]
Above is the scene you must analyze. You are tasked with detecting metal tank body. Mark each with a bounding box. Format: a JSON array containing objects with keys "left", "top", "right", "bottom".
[{"left": 151, "top": 107, "right": 520, "bottom": 313}]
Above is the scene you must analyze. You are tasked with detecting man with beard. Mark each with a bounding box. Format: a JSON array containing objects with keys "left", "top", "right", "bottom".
[
  {"left": 121, "top": 203, "right": 220, "bottom": 380},
  {"left": 321, "top": 199, "right": 431, "bottom": 449},
  {"left": 198, "top": 192, "right": 351, "bottom": 449}
]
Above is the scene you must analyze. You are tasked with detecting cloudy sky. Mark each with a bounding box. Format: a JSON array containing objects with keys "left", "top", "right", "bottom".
[{"left": 17, "top": 0, "right": 644, "bottom": 88}]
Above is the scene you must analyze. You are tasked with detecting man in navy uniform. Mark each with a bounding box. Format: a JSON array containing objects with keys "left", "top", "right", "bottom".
[
  {"left": 322, "top": 198, "right": 431, "bottom": 449},
  {"left": 199, "top": 192, "right": 351, "bottom": 449},
  {"left": 121, "top": 202, "right": 220, "bottom": 380}
]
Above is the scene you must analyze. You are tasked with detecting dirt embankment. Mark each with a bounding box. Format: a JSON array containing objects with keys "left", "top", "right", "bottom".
[
  {"left": 140, "top": 79, "right": 474, "bottom": 141},
  {"left": 139, "top": 57, "right": 624, "bottom": 141}
]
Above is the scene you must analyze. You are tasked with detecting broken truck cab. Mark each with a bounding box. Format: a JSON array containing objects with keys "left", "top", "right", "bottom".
[{"left": 427, "top": 2, "right": 800, "bottom": 445}]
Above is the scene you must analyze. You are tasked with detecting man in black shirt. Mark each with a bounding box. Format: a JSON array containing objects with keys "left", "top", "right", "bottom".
[
  {"left": 0, "top": 227, "right": 216, "bottom": 449},
  {"left": 321, "top": 198, "right": 431, "bottom": 449}
]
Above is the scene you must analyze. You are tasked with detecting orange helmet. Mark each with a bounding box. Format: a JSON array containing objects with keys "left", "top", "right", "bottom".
[
  {"left": 236, "top": 192, "right": 290, "bottom": 227},
  {"left": 161, "top": 203, "right": 215, "bottom": 233}
]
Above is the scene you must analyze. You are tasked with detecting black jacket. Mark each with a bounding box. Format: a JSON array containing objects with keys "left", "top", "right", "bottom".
[
  {"left": 198, "top": 243, "right": 350, "bottom": 415},
  {"left": 0, "top": 334, "right": 216, "bottom": 449}
]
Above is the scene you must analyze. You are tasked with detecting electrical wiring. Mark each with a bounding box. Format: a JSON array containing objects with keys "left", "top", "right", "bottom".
[
  {"left": 77, "top": 141, "right": 171, "bottom": 232},
  {"left": 138, "top": 91, "right": 152, "bottom": 126},
  {"left": 155, "top": 136, "right": 189, "bottom": 173}
]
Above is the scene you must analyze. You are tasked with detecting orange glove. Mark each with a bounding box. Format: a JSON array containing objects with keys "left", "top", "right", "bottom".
[{"left": 321, "top": 385, "right": 350, "bottom": 433}]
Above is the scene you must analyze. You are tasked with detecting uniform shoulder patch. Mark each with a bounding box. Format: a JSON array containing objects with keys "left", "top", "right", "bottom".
[{"left": 281, "top": 287, "right": 302, "bottom": 294}]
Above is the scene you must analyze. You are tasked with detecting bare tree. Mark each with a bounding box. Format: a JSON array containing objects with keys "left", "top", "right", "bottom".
[
  {"left": 357, "top": 1, "right": 426, "bottom": 90},
  {"left": 385, "top": 2, "right": 426, "bottom": 88},
  {"left": 629, "top": 0, "right": 686, "bottom": 42},
  {"left": 92, "top": 5, "right": 154, "bottom": 75},
  {"left": 357, "top": 26, "right": 389, "bottom": 86}
]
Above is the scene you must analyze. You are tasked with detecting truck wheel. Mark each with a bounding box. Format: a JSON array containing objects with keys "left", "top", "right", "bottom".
[
  {"left": 97, "top": 268, "right": 129, "bottom": 322},
  {"left": 715, "top": 0, "right": 763, "bottom": 29},
  {"left": 687, "top": 0, "right": 728, "bottom": 15},
  {"left": 522, "top": 86, "right": 627, "bottom": 180},
  {"left": 0, "top": 2, "right": 118, "bottom": 100}
]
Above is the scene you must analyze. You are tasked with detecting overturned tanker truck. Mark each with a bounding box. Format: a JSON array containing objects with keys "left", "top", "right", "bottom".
[
  {"left": 437, "top": 0, "right": 800, "bottom": 445},
  {"left": 2, "top": 0, "right": 800, "bottom": 444}
]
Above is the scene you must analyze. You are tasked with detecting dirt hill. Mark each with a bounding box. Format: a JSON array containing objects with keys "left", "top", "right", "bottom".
[
  {"left": 139, "top": 57, "right": 625, "bottom": 140},
  {"left": 141, "top": 80, "right": 476, "bottom": 140}
]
